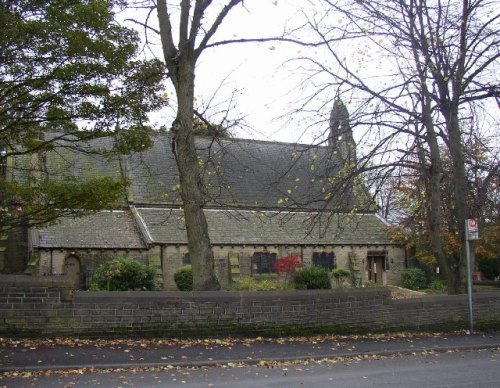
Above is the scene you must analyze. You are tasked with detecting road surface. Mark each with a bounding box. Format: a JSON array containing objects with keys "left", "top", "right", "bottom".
[{"left": 1, "top": 347, "right": 498, "bottom": 387}]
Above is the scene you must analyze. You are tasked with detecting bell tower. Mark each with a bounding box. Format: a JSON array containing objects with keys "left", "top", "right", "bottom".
[{"left": 329, "top": 99, "right": 357, "bottom": 166}]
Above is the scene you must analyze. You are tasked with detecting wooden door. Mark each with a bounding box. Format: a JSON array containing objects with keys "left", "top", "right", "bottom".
[{"left": 368, "top": 256, "right": 385, "bottom": 285}]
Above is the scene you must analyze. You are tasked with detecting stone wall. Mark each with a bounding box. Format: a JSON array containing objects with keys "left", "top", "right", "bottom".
[
  {"left": 1, "top": 226, "right": 29, "bottom": 274},
  {"left": 160, "top": 244, "right": 407, "bottom": 290},
  {"left": 33, "top": 243, "right": 406, "bottom": 291},
  {"left": 1, "top": 276, "right": 498, "bottom": 337}
]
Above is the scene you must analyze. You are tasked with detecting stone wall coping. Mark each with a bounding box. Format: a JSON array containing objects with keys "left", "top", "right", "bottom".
[
  {"left": 73, "top": 287, "right": 391, "bottom": 304},
  {"left": 391, "top": 291, "right": 500, "bottom": 305}
]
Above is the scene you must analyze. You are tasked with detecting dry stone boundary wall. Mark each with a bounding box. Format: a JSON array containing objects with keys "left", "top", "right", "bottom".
[{"left": 0, "top": 275, "right": 499, "bottom": 337}]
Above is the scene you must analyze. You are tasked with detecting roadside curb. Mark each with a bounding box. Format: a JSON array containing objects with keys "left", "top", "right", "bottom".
[{"left": 2, "top": 342, "right": 499, "bottom": 373}]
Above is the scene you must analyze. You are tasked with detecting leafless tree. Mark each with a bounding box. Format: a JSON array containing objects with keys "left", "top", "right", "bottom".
[
  {"left": 290, "top": 0, "right": 499, "bottom": 293},
  {"left": 154, "top": 0, "right": 249, "bottom": 290}
]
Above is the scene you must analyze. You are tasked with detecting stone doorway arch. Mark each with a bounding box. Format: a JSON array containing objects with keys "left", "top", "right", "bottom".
[{"left": 64, "top": 255, "right": 81, "bottom": 289}]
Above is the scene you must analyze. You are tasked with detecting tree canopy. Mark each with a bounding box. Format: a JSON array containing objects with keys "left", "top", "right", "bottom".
[{"left": 0, "top": 0, "right": 166, "bottom": 230}]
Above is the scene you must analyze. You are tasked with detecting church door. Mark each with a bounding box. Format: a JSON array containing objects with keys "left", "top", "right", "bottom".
[{"left": 367, "top": 254, "right": 385, "bottom": 285}]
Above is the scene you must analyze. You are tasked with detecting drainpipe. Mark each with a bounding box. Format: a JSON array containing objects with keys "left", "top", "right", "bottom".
[{"left": 50, "top": 249, "right": 53, "bottom": 275}]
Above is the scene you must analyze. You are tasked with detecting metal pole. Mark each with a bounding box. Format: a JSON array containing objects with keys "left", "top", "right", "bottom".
[{"left": 465, "top": 221, "right": 473, "bottom": 334}]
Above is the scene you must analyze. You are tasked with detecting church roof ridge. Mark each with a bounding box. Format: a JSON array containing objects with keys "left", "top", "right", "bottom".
[{"left": 151, "top": 131, "right": 328, "bottom": 149}]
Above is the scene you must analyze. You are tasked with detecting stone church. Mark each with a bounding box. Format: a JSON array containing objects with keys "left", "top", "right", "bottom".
[{"left": 1, "top": 101, "right": 407, "bottom": 289}]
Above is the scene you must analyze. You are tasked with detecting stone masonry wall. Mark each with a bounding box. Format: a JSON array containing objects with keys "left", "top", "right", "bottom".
[
  {"left": 1, "top": 276, "right": 499, "bottom": 337},
  {"left": 33, "top": 244, "right": 407, "bottom": 291},
  {"left": 160, "top": 244, "right": 407, "bottom": 290}
]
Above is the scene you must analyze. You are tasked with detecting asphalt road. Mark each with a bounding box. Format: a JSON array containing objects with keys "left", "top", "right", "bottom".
[{"left": 1, "top": 347, "right": 498, "bottom": 387}]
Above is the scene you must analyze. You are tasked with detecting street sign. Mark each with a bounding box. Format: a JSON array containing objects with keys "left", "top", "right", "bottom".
[
  {"left": 466, "top": 219, "right": 478, "bottom": 240},
  {"left": 464, "top": 219, "right": 478, "bottom": 334}
]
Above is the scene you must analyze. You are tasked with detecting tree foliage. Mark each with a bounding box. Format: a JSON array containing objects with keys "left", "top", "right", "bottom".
[
  {"left": 475, "top": 222, "right": 500, "bottom": 279},
  {"left": 0, "top": 0, "right": 166, "bottom": 230}
]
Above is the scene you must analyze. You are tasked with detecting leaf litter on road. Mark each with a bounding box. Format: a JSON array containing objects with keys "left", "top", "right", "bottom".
[
  {"left": 0, "top": 331, "right": 461, "bottom": 350},
  {"left": 1, "top": 332, "right": 497, "bottom": 381}
]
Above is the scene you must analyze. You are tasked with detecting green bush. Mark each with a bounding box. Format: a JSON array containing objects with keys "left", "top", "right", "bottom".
[
  {"left": 477, "top": 256, "right": 500, "bottom": 280},
  {"left": 174, "top": 265, "right": 193, "bottom": 291},
  {"left": 293, "top": 266, "right": 331, "bottom": 290},
  {"left": 401, "top": 267, "right": 428, "bottom": 290},
  {"left": 332, "top": 268, "right": 351, "bottom": 287},
  {"left": 227, "top": 277, "right": 279, "bottom": 291},
  {"left": 429, "top": 278, "right": 445, "bottom": 291},
  {"left": 90, "top": 258, "right": 158, "bottom": 291}
]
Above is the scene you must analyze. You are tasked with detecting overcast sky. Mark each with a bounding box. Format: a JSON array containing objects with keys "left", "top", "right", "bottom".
[
  {"left": 121, "top": 1, "right": 498, "bottom": 153},
  {"left": 122, "top": 1, "right": 321, "bottom": 144},
  {"left": 194, "top": 1, "right": 310, "bottom": 143}
]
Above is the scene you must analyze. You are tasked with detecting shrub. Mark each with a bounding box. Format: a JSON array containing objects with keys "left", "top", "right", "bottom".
[
  {"left": 332, "top": 268, "right": 351, "bottom": 288},
  {"left": 272, "top": 255, "right": 303, "bottom": 285},
  {"left": 227, "top": 277, "right": 278, "bottom": 291},
  {"left": 90, "top": 258, "right": 158, "bottom": 291},
  {"left": 272, "top": 255, "right": 303, "bottom": 274},
  {"left": 429, "top": 278, "right": 445, "bottom": 291},
  {"left": 174, "top": 265, "right": 193, "bottom": 291},
  {"left": 363, "top": 280, "right": 377, "bottom": 288},
  {"left": 293, "top": 266, "right": 331, "bottom": 290},
  {"left": 401, "top": 267, "right": 428, "bottom": 290},
  {"left": 477, "top": 256, "right": 500, "bottom": 280}
]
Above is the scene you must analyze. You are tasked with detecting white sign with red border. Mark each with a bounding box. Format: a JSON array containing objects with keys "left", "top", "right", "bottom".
[{"left": 466, "top": 219, "right": 478, "bottom": 240}]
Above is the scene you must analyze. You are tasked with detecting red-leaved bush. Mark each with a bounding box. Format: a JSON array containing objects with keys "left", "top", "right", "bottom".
[{"left": 272, "top": 255, "right": 303, "bottom": 275}]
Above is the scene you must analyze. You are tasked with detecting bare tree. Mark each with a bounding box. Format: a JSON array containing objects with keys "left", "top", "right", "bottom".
[
  {"left": 291, "top": 0, "right": 499, "bottom": 293},
  {"left": 154, "top": 1, "right": 251, "bottom": 290},
  {"left": 124, "top": 0, "right": 319, "bottom": 290}
]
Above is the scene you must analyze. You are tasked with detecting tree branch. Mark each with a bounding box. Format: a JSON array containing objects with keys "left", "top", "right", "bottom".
[{"left": 194, "top": 0, "right": 243, "bottom": 59}]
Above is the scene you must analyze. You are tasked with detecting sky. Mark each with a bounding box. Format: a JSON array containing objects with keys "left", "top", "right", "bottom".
[
  {"left": 120, "top": 0, "right": 499, "bottom": 153},
  {"left": 121, "top": 1, "right": 323, "bottom": 144},
  {"left": 193, "top": 1, "right": 311, "bottom": 143}
]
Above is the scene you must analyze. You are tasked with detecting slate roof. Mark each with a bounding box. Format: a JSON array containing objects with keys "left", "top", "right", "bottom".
[
  {"left": 16, "top": 133, "right": 388, "bottom": 249},
  {"left": 127, "top": 133, "right": 372, "bottom": 211},
  {"left": 33, "top": 210, "right": 146, "bottom": 249},
  {"left": 13, "top": 133, "right": 373, "bottom": 211},
  {"left": 12, "top": 133, "right": 123, "bottom": 184},
  {"left": 134, "top": 208, "right": 393, "bottom": 246}
]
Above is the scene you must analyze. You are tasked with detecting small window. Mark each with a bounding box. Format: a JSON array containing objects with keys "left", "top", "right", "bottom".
[
  {"left": 312, "top": 251, "right": 336, "bottom": 270},
  {"left": 182, "top": 253, "right": 191, "bottom": 265},
  {"left": 251, "top": 252, "right": 277, "bottom": 274}
]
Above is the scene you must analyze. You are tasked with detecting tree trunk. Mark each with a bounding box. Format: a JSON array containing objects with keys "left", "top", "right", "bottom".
[
  {"left": 173, "top": 59, "right": 220, "bottom": 291},
  {"left": 444, "top": 109, "right": 469, "bottom": 294},
  {"left": 155, "top": 0, "right": 226, "bottom": 291},
  {"left": 423, "top": 126, "right": 450, "bottom": 290}
]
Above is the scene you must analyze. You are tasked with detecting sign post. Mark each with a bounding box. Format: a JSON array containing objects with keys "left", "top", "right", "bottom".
[{"left": 465, "top": 219, "right": 478, "bottom": 334}]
